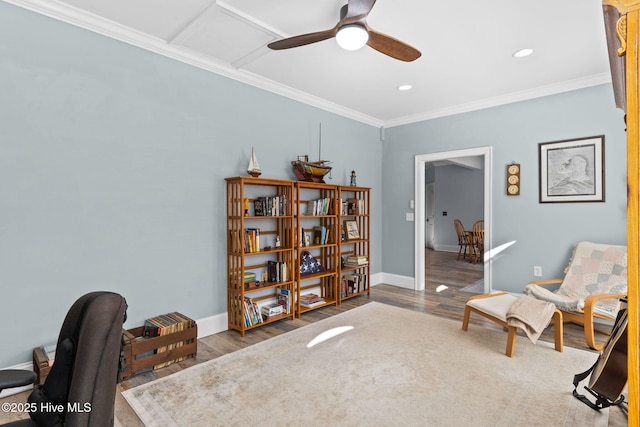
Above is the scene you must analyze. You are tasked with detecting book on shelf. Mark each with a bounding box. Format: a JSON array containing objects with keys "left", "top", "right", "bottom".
[
  {"left": 305, "top": 197, "right": 332, "bottom": 216},
  {"left": 342, "top": 198, "right": 366, "bottom": 215},
  {"left": 313, "top": 225, "right": 329, "bottom": 245},
  {"left": 267, "top": 260, "right": 288, "bottom": 283},
  {"left": 342, "top": 273, "right": 368, "bottom": 297},
  {"left": 261, "top": 303, "right": 284, "bottom": 318},
  {"left": 254, "top": 195, "right": 287, "bottom": 217},
  {"left": 244, "top": 228, "right": 260, "bottom": 253},
  {"left": 243, "top": 297, "right": 263, "bottom": 327},
  {"left": 299, "top": 293, "right": 325, "bottom": 307},
  {"left": 277, "top": 287, "right": 292, "bottom": 314},
  {"left": 344, "top": 255, "right": 369, "bottom": 267}
]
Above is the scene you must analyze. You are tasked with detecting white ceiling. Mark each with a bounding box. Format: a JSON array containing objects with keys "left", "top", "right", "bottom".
[{"left": 6, "top": 0, "right": 612, "bottom": 127}]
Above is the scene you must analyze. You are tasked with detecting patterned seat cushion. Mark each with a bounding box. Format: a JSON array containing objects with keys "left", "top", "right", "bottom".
[{"left": 556, "top": 241, "right": 627, "bottom": 318}]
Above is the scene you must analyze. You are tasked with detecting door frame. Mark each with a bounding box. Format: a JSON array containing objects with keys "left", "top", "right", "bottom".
[
  {"left": 414, "top": 146, "right": 492, "bottom": 291},
  {"left": 426, "top": 182, "right": 435, "bottom": 249}
]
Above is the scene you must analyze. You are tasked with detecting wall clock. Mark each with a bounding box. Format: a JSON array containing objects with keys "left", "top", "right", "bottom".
[{"left": 506, "top": 163, "right": 520, "bottom": 196}]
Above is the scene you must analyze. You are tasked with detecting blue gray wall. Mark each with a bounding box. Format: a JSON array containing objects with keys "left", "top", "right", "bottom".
[
  {"left": 382, "top": 84, "right": 627, "bottom": 292},
  {"left": 0, "top": 2, "right": 628, "bottom": 368},
  {"left": 430, "top": 165, "right": 484, "bottom": 249},
  {"left": 0, "top": 3, "right": 381, "bottom": 367}
]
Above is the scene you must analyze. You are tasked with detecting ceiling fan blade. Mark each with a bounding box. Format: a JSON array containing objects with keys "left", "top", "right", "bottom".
[
  {"left": 268, "top": 29, "right": 337, "bottom": 50},
  {"left": 366, "top": 29, "right": 421, "bottom": 62},
  {"left": 345, "top": 0, "right": 377, "bottom": 19}
]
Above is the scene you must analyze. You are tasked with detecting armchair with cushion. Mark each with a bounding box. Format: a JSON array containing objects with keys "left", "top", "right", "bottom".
[
  {"left": 0, "top": 291, "right": 127, "bottom": 426},
  {"left": 524, "top": 241, "right": 627, "bottom": 350}
]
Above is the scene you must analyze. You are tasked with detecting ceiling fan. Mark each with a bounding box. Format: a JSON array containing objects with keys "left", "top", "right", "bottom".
[{"left": 267, "top": 0, "right": 421, "bottom": 62}]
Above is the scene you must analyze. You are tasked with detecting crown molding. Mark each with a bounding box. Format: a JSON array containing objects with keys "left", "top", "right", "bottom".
[
  {"left": 383, "top": 72, "right": 613, "bottom": 128},
  {"left": 3, "top": 0, "right": 384, "bottom": 127},
  {"left": 3, "top": 0, "right": 612, "bottom": 130}
]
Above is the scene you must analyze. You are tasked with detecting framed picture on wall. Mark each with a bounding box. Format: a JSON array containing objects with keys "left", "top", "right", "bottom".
[{"left": 538, "top": 135, "right": 605, "bottom": 203}]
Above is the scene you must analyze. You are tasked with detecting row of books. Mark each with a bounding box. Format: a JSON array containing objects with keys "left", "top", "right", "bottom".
[
  {"left": 253, "top": 195, "right": 287, "bottom": 216},
  {"left": 304, "top": 197, "right": 333, "bottom": 216},
  {"left": 341, "top": 198, "right": 366, "bottom": 215},
  {"left": 243, "top": 297, "right": 263, "bottom": 327},
  {"left": 300, "top": 226, "right": 330, "bottom": 246},
  {"left": 142, "top": 312, "right": 196, "bottom": 369},
  {"left": 267, "top": 260, "right": 288, "bottom": 283},
  {"left": 243, "top": 228, "right": 260, "bottom": 253},
  {"left": 341, "top": 273, "right": 368, "bottom": 297}
]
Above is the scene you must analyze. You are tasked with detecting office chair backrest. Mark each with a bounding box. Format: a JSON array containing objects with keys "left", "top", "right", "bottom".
[{"left": 27, "top": 292, "right": 127, "bottom": 427}]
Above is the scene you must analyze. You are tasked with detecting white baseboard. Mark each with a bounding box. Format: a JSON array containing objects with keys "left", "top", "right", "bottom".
[
  {"left": 376, "top": 272, "right": 415, "bottom": 290},
  {"left": 0, "top": 271, "right": 412, "bottom": 387},
  {"left": 194, "top": 312, "right": 228, "bottom": 339},
  {"left": 433, "top": 245, "right": 459, "bottom": 253}
]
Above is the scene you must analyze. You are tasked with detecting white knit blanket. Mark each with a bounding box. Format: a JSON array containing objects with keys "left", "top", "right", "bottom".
[{"left": 506, "top": 295, "right": 556, "bottom": 344}]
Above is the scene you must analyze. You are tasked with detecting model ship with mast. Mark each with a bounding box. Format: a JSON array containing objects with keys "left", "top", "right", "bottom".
[
  {"left": 247, "top": 147, "right": 262, "bottom": 177},
  {"left": 291, "top": 124, "right": 332, "bottom": 183}
]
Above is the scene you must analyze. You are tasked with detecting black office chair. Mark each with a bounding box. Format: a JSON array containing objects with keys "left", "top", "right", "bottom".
[{"left": 0, "top": 291, "right": 127, "bottom": 426}]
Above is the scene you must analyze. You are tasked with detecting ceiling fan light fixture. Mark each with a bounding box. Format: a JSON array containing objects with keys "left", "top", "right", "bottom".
[{"left": 336, "top": 24, "right": 369, "bottom": 51}]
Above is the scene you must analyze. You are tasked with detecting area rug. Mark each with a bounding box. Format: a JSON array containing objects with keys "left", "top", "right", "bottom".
[{"left": 122, "top": 302, "right": 608, "bottom": 427}]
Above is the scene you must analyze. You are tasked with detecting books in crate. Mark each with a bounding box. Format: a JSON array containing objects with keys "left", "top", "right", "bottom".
[
  {"left": 299, "top": 293, "right": 326, "bottom": 308},
  {"left": 142, "top": 312, "right": 196, "bottom": 369}
]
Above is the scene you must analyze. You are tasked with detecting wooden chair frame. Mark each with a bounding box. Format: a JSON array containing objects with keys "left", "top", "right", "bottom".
[
  {"left": 527, "top": 279, "right": 626, "bottom": 351},
  {"left": 453, "top": 219, "right": 472, "bottom": 261},
  {"left": 462, "top": 292, "right": 563, "bottom": 357}
]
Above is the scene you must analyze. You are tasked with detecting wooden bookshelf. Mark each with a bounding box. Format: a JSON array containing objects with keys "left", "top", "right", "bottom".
[
  {"left": 226, "top": 177, "right": 296, "bottom": 335},
  {"left": 225, "top": 177, "right": 370, "bottom": 332},
  {"left": 294, "top": 182, "right": 340, "bottom": 316},
  {"left": 338, "top": 186, "right": 371, "bottom": 302}
]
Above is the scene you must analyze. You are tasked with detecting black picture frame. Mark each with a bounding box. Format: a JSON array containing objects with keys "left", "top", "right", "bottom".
[{"left": 538, "top": 135, "right": 605, "bottom": 203}]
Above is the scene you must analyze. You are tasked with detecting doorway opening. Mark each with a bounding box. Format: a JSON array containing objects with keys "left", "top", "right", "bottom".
[{"left": 414, "top": 147, "right": 492, "bottom": 291}]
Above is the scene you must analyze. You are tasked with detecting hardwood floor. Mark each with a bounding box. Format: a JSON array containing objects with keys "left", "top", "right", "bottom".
[{"left": 0, "top": 249, "right": 627, "bottom": 426}]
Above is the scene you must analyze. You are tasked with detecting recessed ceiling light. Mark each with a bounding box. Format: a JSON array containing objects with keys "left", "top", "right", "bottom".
[
  {"left": 512, "top": 48, "right": 534, "bottom": 58},
  {"left": 397, "top": 84, "right": 412, "bottom": 91}
]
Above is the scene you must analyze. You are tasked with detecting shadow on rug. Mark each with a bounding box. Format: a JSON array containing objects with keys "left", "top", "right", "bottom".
[{"left": 123, "top": 302, "right": 608, "bottom": 427}]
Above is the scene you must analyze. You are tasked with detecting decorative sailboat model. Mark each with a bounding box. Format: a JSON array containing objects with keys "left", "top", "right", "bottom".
[
  {"left": 291, "top": 124, "right": 332, "bottom": 183},
  {"left": 247, "top": 147, "right": 262, "bottom": 177}
]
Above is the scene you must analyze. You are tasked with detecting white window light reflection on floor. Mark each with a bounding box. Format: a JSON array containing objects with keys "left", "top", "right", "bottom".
[
  {"left": 435, "top": 241, "right": 516, "bottom": 293},
  {"left": 307, "top": 242, "right": 518, "bottom": 342},
  {"left": 307, "top": 326, "right": 354, "bottom": 348}
]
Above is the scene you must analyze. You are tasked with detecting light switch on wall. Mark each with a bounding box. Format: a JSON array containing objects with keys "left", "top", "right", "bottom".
[{"left": 406, "top": 212, "right": 414, "bottom": 221}]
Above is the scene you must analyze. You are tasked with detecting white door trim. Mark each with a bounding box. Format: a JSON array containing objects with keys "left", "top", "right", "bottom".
[{"left": 414, "top": 147, "right": 492, "bottom": 291}]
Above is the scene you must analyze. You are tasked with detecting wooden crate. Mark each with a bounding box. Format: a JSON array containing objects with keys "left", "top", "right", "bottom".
[
  {"left": 120, "top": 323, "right": 197, "bottom": 380},
  {"left": 32, "top": 347, "right": 52, "bottom": 386}
]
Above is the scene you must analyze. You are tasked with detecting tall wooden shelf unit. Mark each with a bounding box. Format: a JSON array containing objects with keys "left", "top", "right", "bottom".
[
  {"left": 225, "top": 177, "right": 295, "bottom": 336},
  {"left": 338, "top": 186, "right": 371, "bottom": 301},
  {"left": 294, "top": 182, "right": 340, "bottom": 316}
]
